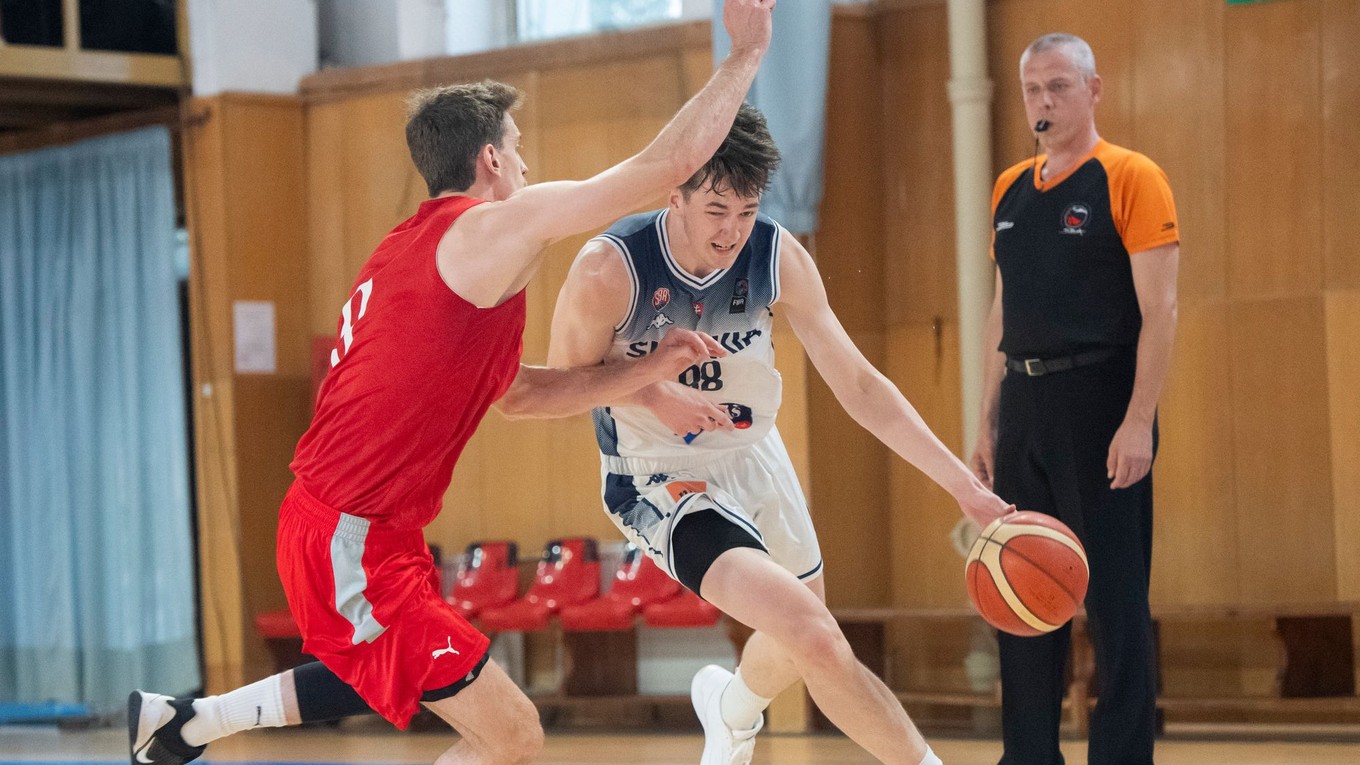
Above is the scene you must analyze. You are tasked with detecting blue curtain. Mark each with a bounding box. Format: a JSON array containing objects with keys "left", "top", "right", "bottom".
[
  {"left": 0, "top": 127, "right": 199, "bottom": 713},
  {"left": 713, "top": 0, "right": 831, "bottom": 234}
]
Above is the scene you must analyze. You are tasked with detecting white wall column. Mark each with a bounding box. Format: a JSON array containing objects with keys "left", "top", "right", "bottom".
[
  {"left": 946, "top": 0, "right": 994, "bottom": 456},
  {"left": 188, "top": 0, "right": 318, "bottom": 95}
]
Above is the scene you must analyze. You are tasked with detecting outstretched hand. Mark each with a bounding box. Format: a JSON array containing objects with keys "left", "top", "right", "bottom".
[{"left": 724, "top": 0, "right": 775, "bottom": 55}]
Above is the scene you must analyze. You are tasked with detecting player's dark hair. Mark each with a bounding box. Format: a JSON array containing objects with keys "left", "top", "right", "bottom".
[
  {"left": 679, "top": 103, "right": 781, "bottom": 200},
  {"left": 405, "top": 80, "right": 522, "bottom": 196}
]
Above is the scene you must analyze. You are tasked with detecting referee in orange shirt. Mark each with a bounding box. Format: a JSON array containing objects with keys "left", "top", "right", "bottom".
[{"left": 970, "top": 33, "right": 1180, "bottom": 765}]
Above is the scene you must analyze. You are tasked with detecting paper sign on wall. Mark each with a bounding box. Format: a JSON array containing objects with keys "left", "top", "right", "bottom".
[{"left": 233, "top": 300, "right": 277, "bottom": 374}]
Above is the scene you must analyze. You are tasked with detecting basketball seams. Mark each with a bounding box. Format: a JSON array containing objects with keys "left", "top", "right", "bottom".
[
  {"left": 977, "top": 537, "right": 1058, "bottom": 633},
  {"left": 966, "top": 513, "right": 1089, "bottom": 635},
  {"left": 988, "top": 523, "right": 1089, "bottom": 575},
  {"left": 995, "top": 540, "right": 1088, "bottom": 607}
]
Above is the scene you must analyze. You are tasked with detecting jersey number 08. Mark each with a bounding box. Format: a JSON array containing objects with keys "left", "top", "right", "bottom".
[{"left": 678, "top": 360, "right": 723, "bottom": 391}]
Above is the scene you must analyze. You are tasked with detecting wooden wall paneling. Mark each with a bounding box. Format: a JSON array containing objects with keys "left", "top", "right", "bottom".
[
  {"left": 335, "top": 91, "right": 430, "bottom": 279},
  {"left": 807, "top": 9, "right": 891, "bottom": 608},
  {"left": 681, "top": 47, "right": 713, "bottom": 95},
  {"left": 1133, "top": 0, "right": 1227, "bottom": 307},
  {"left": 1326, "top": 290, "right": 1360, "bottom": 599},
  {"left": 1149, "top": 303, "right": 1239, "bottom": 605},
  {"left": 1160, "top": 622, "right": 1252, "bottom": 698},
  {"left": 885, "top": 322, "right": 968, "bottom": 608},
  {"left": 1228, "top": 296, "right": 1335, "bottom": 603},
  {"left": 806, "top": 346, "right": 892, "bottom": 608},
  {"left": 1224, "top": 0, "right": 1323, "bottom": 300},
  {"left": 219, "top": 96, "right": 311, "bottom": 682},
  {"left": 821, "top": 11, "right": 884, "bottom": 334},
  {"left": 986, "top": 0, "right": 1036, "bottom": 173},
  {"left": 183, "top": 95, "right": 248, "bottom": 694},
  {"left": 877, "top": 5, "right": 958, "bottom": 327},
  {"left": 772, "top": 319, "right": 812, "bottom": 498},
  {"left": 1322, "top": 0, "right": 1360, "bottom": 290},
  {"left": 306, "top": 100, "right": 350, "bottom": 336},
  {"left": 219, "top": 97, "right": 311, "bottom": 379}
]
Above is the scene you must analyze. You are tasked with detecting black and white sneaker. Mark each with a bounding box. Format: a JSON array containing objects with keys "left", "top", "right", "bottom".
[{"left": 128, "top": 691, "right": 207, "bottom": 765}]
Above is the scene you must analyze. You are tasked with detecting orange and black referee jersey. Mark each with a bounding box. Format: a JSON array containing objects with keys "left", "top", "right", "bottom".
[{"left": 990, "top": 139, "right": 1179, "bottom": 359}]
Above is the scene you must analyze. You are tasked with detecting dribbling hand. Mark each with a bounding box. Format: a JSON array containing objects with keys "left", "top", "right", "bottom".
[{"left": 957, "top": 484, "right": 1014, "bottom": 529}]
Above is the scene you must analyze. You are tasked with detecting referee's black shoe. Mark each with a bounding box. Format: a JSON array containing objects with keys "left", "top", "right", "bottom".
[{"left": 128, "top": 691, "right": 206, "bottom": 765}]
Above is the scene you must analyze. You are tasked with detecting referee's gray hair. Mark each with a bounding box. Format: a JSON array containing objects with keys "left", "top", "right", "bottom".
[{"left": 1020, "top": 33, "right": 1097, "bottom": 81}]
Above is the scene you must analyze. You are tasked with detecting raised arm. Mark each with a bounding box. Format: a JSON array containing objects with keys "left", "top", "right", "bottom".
[
  {"left": 777, "top": 230, "right": 1010, "bottom": 527},
  {"left": 441, "top": 0, "right": 776, "bottom": 308}
]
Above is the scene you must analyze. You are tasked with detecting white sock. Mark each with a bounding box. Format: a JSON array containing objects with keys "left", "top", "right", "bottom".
[
  {"left": 719, "top": 667, "right": 771, "bottom": 732},
  {"left": 181, "top": 674, "right": 288, "bottom": 746},
  {"left": 918, "top": 744, "right": 943, "bottom": 765}
]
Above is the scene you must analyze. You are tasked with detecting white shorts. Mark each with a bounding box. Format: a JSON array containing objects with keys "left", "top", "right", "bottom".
[{"left": 598, "top": 427, "right": 823, "bottom": 587}]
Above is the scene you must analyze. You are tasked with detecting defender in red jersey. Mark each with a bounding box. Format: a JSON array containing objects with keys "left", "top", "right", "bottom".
[{"left": 130, "top": 3, "right": 776, "bottom": 764}]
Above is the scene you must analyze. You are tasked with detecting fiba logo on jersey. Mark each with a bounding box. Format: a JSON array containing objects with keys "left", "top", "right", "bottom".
[
  {"left": 1061, "top": 204, "right": 1090, "bottom": 235},
  {"left": 730, "top": 278, "right": 749, "bottom": 314}
]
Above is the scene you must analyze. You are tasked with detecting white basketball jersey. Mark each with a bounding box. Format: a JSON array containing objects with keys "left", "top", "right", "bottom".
[{"left": 592, "top": 209, "right": 784, "bottom": 462}]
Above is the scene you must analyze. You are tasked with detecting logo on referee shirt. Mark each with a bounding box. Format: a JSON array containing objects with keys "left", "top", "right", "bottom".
[{"left": 1061, "top": 204, "right": 1090, "bottom": 235}]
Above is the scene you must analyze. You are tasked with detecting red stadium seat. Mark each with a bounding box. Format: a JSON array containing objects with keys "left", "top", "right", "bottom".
[
  {"left": 479, "top": 537, "right": 600, "bottom": 632},
  {"left": 446, "top": 540, "right": 520, "bottom": 619},
  {"left": 253, "top": 609, "right": 300, "bottom": 639},
  {"left": 642, "top": 586, "right": 721, "bottom": 628},
  {"left": 560, "top": 546, "right": 680, "bottom": 631}
]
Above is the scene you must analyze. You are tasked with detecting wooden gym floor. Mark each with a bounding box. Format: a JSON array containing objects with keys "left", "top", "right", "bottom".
[{"left": 4, "top": 722, "right": 1360, "bottom": 765}]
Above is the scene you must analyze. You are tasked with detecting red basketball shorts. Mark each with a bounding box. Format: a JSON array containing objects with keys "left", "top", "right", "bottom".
[{"left": 276, "top": 481, "right": 490, "bottom": 728}]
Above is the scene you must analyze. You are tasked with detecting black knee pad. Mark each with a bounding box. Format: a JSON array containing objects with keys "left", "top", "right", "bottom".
[
  {"left": 671, "top": 509, "right": 766, "bottom": 598},
  {"left": 293, "top": 661, "right": 372, "bottom": 723}
]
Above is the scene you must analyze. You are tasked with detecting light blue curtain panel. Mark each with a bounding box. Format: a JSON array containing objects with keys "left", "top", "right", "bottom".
[
  {"left": 712, "top": 0, "right": 831, "bottom": 234},
  {"left": 0, "top": 127, "right": 199, "bottom": 713}
]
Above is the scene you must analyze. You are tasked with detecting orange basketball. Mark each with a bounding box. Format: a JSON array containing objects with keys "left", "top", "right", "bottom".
[{"left": 965, "top": 511, "right": 1089, "bottom": 636}]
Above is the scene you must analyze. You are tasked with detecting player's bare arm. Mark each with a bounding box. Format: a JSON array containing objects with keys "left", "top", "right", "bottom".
[
  {"left": 496, "top": 329, "right": 723, "bottom": 420},
  {"left": 438, "top": 0, "right": 776, "bottom": 309},
  {"left": 1106, "top": 241, "right": 1178, "bottom": 489},
  {"left": 545, "top": 240, "right": 734, "bottom": 435},
  {"left": 776, "top": 230, "right": 1010, "bottom": 527}
]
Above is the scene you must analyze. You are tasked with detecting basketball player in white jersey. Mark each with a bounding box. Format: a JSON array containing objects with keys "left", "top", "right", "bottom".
[{"left": 548, "top": 104, "right": 1012, "bottom": 765}]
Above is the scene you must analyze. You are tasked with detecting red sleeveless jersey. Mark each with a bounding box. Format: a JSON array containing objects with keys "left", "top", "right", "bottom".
[{"left": 291, "top": 195, "right": 526, "bottom": 529}]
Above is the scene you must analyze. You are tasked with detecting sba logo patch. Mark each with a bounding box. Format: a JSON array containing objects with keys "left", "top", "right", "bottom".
[{"left": 1061, "top": 204, "right": 1090, "bottom": 235}]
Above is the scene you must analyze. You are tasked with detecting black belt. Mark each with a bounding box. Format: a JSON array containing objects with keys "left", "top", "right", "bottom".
[{"left": 1005, "top": 348, "right": 1121, "bottom": 377}]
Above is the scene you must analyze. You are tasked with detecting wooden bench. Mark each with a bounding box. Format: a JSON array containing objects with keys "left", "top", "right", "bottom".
[{"left": 830, "top": 601, "right": 1360, "bottom": 735}]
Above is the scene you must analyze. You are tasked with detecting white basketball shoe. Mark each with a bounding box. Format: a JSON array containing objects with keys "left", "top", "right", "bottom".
[{"left": 691, "top": 665, "right": 762, "bottom": 765}]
